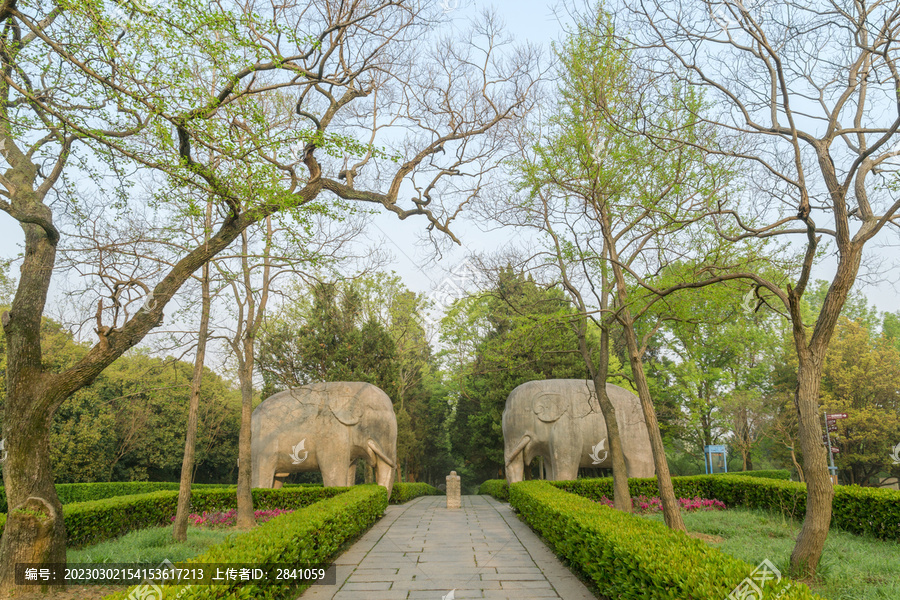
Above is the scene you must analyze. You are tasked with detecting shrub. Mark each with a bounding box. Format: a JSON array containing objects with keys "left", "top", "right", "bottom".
[
  {"left": 389, "top": 482, "right": 442, "bottom": 504},
  {"left": 0, "top": 482, "right": 231, "bottom": 512},
  {"left": 0, "top": 486, "right": 344, "bottom": 548},
  {"left": 172, "top": 509, "right": 295, "bottom": 528},
  {"left": 478, "top": 479, "right": 509, "bottom": 500},
  {"left": 509, "top": 481, "right": 825, "bottom": 600},
  {"left": 830, "top": 484, "right": 900, "bottom": 540},
  {"left": 101, "top": 484, "right": 388, "bottom": 600},
  {"left": 557, "top": 474, "right": 900, "bottom": 542},
  {"left": 0, "top": 481, "right": 320, "bottom": 512},
  {"left": 594, "top": 495, "right": 726, "bottom": 513}
]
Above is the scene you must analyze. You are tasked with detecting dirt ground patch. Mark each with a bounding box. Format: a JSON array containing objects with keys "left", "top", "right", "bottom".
[{"left": 689, "top": 531, "right": 725, "bottom": 544}]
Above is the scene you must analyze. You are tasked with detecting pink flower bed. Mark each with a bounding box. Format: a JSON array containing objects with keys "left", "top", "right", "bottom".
[
  {"left": 596, "top": 495, "right": 725, "bottom": 514},
  {"left": 170, "top": 509, "right": 294, "bottom": 528}
]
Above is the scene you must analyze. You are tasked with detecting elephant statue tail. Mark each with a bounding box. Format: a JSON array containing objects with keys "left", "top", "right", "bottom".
[{"left": 504, "top": 434, "right": 531, "bottom": 467}]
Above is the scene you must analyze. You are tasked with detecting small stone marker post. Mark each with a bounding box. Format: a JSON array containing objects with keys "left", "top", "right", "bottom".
[{"left": 446, "top": 471, "right": 461, "bottom": 509}]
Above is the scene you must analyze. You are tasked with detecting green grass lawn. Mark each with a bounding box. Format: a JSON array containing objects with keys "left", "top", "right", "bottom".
[
  {"left": 645, "top": 508, "right": 900, "bottom": 600},
  {"left": 67, "top": 526, "right": 234, "bottom": 565}
]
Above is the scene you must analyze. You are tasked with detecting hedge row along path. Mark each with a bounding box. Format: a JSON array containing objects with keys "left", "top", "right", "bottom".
[{"left": 300, "top": 495, "right": 593, "bottom": 600}]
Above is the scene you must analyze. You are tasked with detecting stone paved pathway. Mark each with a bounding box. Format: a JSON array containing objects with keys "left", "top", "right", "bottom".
[{"left": 299, "top": 495, "right": 595, "bottom": 600}]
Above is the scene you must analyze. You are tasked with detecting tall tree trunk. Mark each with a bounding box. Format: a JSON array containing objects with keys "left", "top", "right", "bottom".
[
  {"left": 740, "top": 408, "right": 753, "bottom": 471},
  {"left": 618, "top": 308, "right": 686, "bottom": 532},
  {"left": 786, "top": 244, "right": 862, "bottom": 576},
  {"left": 232, "top": 219, "right": 274, "bottom": 529},
  {"left": 598, "top": 201, "right": 684, "bottom": 531},
  {"left": 789, "top": 352, "right": 833, "bottom": 575},
  {"left": 578, "top": 323, "right": 631, "bottom": 513},
  {"left": 0, "top": 397, "right": 66, "bottom": 596},
  {"left": 547, "top": 211, "right": 632, "bottom": 511},
  {"left": 0, "top": 223, "right": 66, "bottom": 594},
  {"left": 173, "top": 259, "right": 212, "bottom": 542},
  {"left": 235, "top": 358, "right": 256, "bottom": 528}
]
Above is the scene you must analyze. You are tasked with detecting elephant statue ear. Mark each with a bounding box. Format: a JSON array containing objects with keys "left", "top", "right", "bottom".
[
  {"left": 533, "top": 392, "right": 567, "bottom": 423},
  {"left": 328, "top": 391, "right": 363, "bottom": 426}
]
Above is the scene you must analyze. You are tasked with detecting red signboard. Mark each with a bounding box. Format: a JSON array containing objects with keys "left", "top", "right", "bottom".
[
  {"left": 831, "top": 447, "right": 839, "bottom": 453},
  {"left": 827, "top": 423, "right": 838, "bottom": 432},
  {"left": 827, "top": 413, "right": 848, "bottom": 420}
]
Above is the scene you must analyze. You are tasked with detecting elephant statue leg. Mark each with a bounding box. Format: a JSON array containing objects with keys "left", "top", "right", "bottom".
[
  {"left": 319, "top": 454, "right": 351, "bottom": 487},
  {"left": 347, "top": 461, "right": 358, "bottom": 486},
  {"left": 273, "top": 473, "right": 289, "bottom": 489},
  {"left": 252, "top": 452, "right": 278, "bottom": 489},
  {"left": 543, "top": 459, "right": 555, "bottom": 481}
]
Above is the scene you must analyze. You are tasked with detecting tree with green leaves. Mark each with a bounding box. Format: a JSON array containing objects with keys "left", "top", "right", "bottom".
[
  {"left": 648, "top": 277, "right": 784, "bottom": 472},
  {"left": 0, "top": 0, "right": 540, "bottom": 589},
  {"left": 0, "top": 317, "right": 239, "bottom": 485},
  {"left": 630, "top": 0, "right": 900, "bottom": 575},
  {"left": 492, "top": 7, "right": 755, "bottom": 531},
  {"left": 258, "top": 280, "right": 399, "bottom": 396},
  {"left": 441, "top": 267, "right": 590, "bottom": 483}
]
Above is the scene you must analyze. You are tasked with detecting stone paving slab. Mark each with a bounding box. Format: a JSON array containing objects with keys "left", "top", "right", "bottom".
[{"left": 298, "top": 495, "right": 594, "bottom": 600}]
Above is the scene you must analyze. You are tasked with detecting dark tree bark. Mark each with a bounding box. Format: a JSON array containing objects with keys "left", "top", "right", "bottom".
[
  {"left": 616, "top": 302, "right": 686, "bottom": 532},
  {"left": 173, "top": 215, "right": 213, "bottom": 541}
]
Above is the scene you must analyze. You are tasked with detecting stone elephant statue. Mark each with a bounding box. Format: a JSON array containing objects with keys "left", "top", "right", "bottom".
[
  {"left": 502, "top": 379, "right": 654, "bottom": 483},
  {"left": 251, "top": 382, "right": 397, "bottom": 499}
]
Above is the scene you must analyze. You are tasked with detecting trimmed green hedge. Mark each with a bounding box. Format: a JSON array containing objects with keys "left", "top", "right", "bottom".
[
  {"left": 483, "top": 473, "right": 900, "bottom": 542},
  {"left": 0, "top": 486, "right": 344, "bottom": 548},
  {"left": 510, "top": 481, "right": 825, "bottom": 600},
  {"left": 0, "top": 481, "right": 324, "bottom": 512},
  {"left": 478, "top": 479, "right": 509, "bottom": 501},
  {"left": 557, "top": 475, "right": 900, "bottom": 542},
  {"left": 0, "top": 482, "right": 225, "bottom": 512},
  {"left": 389, "top": 482, "right": 442, "bottom": 504},
  {"left": 724, "top": 469, "right": 791, "bottom": 480},
  {"left": 102, "top": 484, "right": 388, "bottom": 600},
  {"left": 825, "top": 483, "right": 900, "bottom": 541}
]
